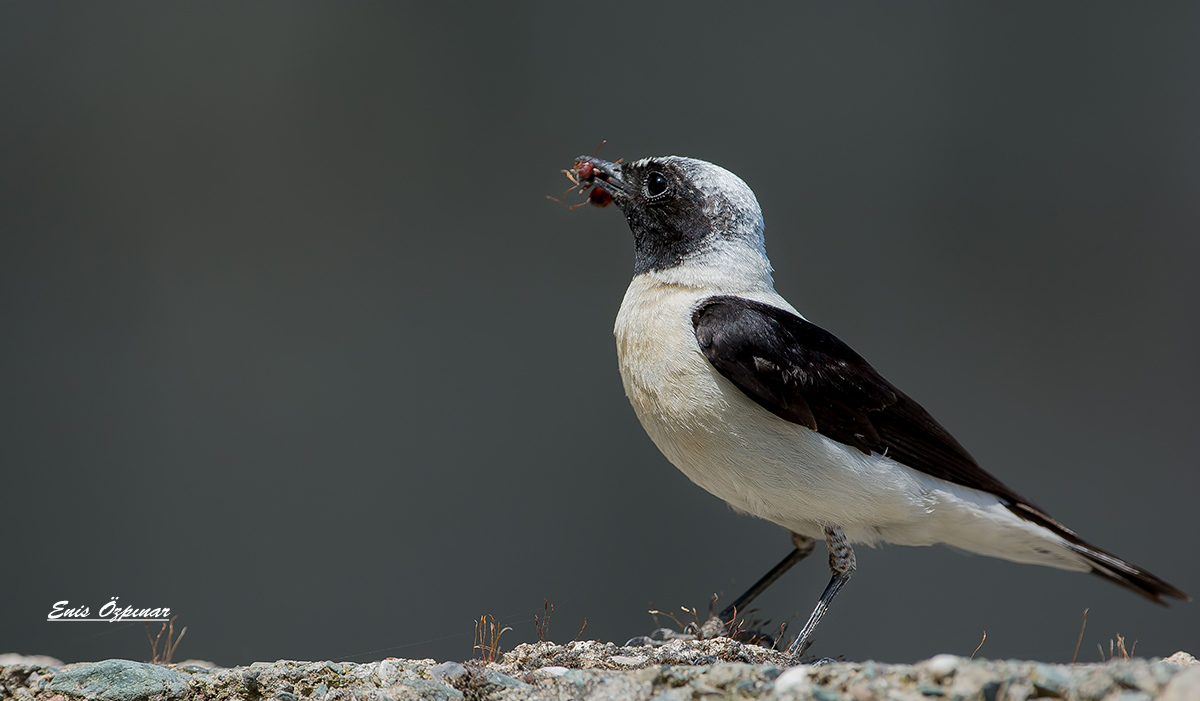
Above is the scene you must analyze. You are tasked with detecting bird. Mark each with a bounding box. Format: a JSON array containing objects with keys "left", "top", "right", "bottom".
[{"left": 569, "top": 152, "right": 1189, "bottom": 657}]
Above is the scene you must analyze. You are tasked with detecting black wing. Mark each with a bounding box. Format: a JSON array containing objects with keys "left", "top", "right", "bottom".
[
  {"left": 692, "top": 295, "right": 1190, "bottom": 605},
  {"left": 692, "top": 295, "right": 1024, "bottom": 503}
]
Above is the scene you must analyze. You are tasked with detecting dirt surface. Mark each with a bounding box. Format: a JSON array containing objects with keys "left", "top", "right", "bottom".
[{"left": 2, "top": 643, "right": 1197, "bottom": 700}]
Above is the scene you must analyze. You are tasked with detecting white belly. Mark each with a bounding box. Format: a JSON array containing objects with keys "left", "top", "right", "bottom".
[
  {"left": 612, "top": 274, "right": 1088, "bottom": 571},
  {"left": 613, "top": 275, "right": 922, "bottom": 540}
]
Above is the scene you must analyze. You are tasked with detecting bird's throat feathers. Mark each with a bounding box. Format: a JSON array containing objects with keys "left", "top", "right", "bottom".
[{"left": 639, "top": 240, "right": 776, "bottom": 296}]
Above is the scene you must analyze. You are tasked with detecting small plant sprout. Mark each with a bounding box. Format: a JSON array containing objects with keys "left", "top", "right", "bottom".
[
  {"left": 1072, "top": 609, "right": 1089, "bottom": 664},
  {"left": 145, "top": 616, "right": 186, "bottom": 665},
  {"left": 472, "top": 614, "right": 511, "bottom": 664},
  {"left": 1098, "top": 633, "right": 1137, "bottom": 662},
  {"left": 649, "top": 596, "right": 784, "bottom": 649},
  {"left": 535, "top": 599, "right": 554, "bottom": 643},
  {"left": 971, "top": 632, "right": 987, "bottom": 660},
  {"left": 647, "top": 606, "right": 689, "bottom": 633},
  {"left": 572, "top": 617, "right": 588, "bottom": 643}
]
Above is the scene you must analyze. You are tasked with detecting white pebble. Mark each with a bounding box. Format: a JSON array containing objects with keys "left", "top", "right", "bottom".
[
  {"left": 926, "top": 654, "right": 960, "bottom": 680},
  {"left": 609, "top": 655, "right": 647, "bottom": 667},
  {"left": 775, "top": 666, "right": 811, "bottom": 694}
]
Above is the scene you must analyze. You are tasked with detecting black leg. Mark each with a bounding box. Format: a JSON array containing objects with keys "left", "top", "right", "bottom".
[
  {"left": 787, "top": 525, "right": 856, "bottom": 658},
  {"left": 719, "top": 533, "right": 817, "bottom": 620},
  {"left": 787, "top": 570, "right": 852, "bottom": 657}
]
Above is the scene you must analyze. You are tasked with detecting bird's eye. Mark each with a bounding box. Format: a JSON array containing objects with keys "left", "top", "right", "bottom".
[{"left": 644, "top": 171, "right": 668, "bottom": 198}]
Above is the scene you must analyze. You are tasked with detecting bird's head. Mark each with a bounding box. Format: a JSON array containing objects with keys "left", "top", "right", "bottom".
[{"left": 574, "top": 155, "right": 773, "bottom": 289}]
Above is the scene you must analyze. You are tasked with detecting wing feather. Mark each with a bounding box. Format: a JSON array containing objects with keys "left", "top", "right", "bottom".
[
  {"left": 691, "top": 295, "right": 1189, "bottom": 604},
  {"left": 692, "top": 295, "right": 1024, "bottom": 503}
]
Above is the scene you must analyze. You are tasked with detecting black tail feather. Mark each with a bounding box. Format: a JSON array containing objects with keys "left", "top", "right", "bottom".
[
  {"left": 1006, "top": 501, "right": 1190, "bottom": 605},
  {"left": 1070, "top": 541, "right": 1191, "bottom": 606}
]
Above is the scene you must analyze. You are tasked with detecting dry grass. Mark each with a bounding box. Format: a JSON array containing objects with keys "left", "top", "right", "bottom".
[
  {"left": 473, "top": 614, "right": 512, "bottom": 664},
  {"left": 1072, "top": 609, "right": 1089, "bottom": 664},
  {"left": 1098, "top": 633, "right": 1137, "bottom": 662},
  {"left": 532, "top": 598, "right": 587, "bottom": 645},
  {"left": 971, "top": 632, "right": 987, "bottom": 660},
  {"left": 648, "top": 605, "right": 701, "bottom": 636},
  {"left": 649, "top": 595, "right": 788, "bottom": 651},
  {"left": 145, "top": 616, "right": 186, "bottom": 665},
  {"left": 535, "top": 599, "right": 553, "bottom": 643}
]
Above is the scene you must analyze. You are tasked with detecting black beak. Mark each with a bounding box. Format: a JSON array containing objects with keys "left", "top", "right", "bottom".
[{"left": 574, "top": 156, "right": 631, "bottom": 207}]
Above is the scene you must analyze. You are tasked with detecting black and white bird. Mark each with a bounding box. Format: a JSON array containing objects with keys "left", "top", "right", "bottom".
[{"left": 571, "top": 153, "right": 1189, "bottom": 656}]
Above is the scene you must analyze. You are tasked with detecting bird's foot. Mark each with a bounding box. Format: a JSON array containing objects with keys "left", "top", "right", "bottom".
[
  {"left": 784, "top": 655, "right": 839, "bottom": 667},
  {"left": 624, "top": 613, "right": 777, "bottom": 648},
  {"left": 624, "top": 627, "right": 695, "bottom": 647},
  {"left": 626, "top": 595, "right": 785, "bottom": 650}
]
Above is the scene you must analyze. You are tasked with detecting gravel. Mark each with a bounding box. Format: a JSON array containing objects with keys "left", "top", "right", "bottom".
[{"left": 1, "top": 643, "right": 1195, "bottom": 700}]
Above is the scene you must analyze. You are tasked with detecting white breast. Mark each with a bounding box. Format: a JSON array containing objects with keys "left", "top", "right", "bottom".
[
  {"left": 614, "top": 274, "right": 924, "bottom": 540},
  {"left": 612, "top": 273, "right": 1088, "bottom": 571}
]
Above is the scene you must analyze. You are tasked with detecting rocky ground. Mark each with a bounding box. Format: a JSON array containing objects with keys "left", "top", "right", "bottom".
[{"left": 2, "top": 641, "right": 1197, "bottom": 700}]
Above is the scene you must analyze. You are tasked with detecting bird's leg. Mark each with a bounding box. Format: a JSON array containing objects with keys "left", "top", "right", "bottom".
[
  {"left": 718, "top": 532, "right": 817, "bottom": 621},
  {"left": 628, "top": 532, "right": 820, "bottom": 648},
  {"left": 697, "top": 533, "right": 817, "bottom": 644},
  {"left": 787, "top": 525, "right": 856, "bottom": 659}
]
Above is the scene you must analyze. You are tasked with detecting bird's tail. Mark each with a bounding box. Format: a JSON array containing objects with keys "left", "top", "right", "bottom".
[{"left": 1007, "top": 502, "right": 1190, "bottom": 605}]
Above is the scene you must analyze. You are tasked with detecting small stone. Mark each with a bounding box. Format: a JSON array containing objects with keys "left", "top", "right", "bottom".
[
  {"left": 774, "top": 666, "right": 810, "bottom": 694},
  {"left": 374, "top": 659, "right": 400, "bottom": 685},
  {"left": 483, "top": 670, "right": 527, "bottom": 689},
  {"left": 812, "top": 686, "right": 844, "bottom": 701},
  {"left": 609, "top": 655, "right": 647, "bottom": 667},
  {"left": 700, "top": 662, "right": 750, "bottom": 689},
  {"left": 862, "top": 660, "right": 877, "bottom": 680},
  {"left": 980, "top": 679, "right": 1002, "bottom": 701},
  {"left": 1075, "top": 669, "right": 1116, "bottom": 700},
  {"left": 47, "top": 659, "right": 189, "bottom": 701},
  {"left": 1164, "top": 651, "right": 1198, "bottom": 667},
  {"left": 560, "top": 669, "right": 589, "bottom": 687},
  {"left": 924, "top": 654, "right": 959, "bottom": 681},
  {"left": 1006, "top": 679, "right": 1036, "bottom": 700},
  {"left": 735, "top": 679, "right": 759, "bottom": 694},
  {"left": 242, "top": 670, "right": 262, "bottom": 696},
  {"left": 1154, "top": 663, "right": 1181, "bottom": 686},
  {"left": 174, "top": 660, "right": 217, "bottom": 672},
  {"left": 323, "top": 661, "right": 344, "bottom": 674},
  {"left": 1031, "top": 663, "right": 1070, "bottom": 696},
  {"left": 389, "top": 679, "right": 462, "bottom": 701},
  {"left": 1114, "top": 663, "right": 1157, "bottom": 692},
  {"left": 1161, "top": 666, "right": 1200, "bottom": 701},
  {"left": 428, "top": 662, "right": 468, "bottom": 684},
  {"left": 0, "top": 654, "right": 65, "bottom": 667},
  {"left": 538, "top": 666, "right": 570, "bottom": 677}
]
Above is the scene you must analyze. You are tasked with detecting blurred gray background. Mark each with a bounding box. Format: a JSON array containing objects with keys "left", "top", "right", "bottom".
[{"left": 2, "top": 2, "right": 1197, "bottom": 667}]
